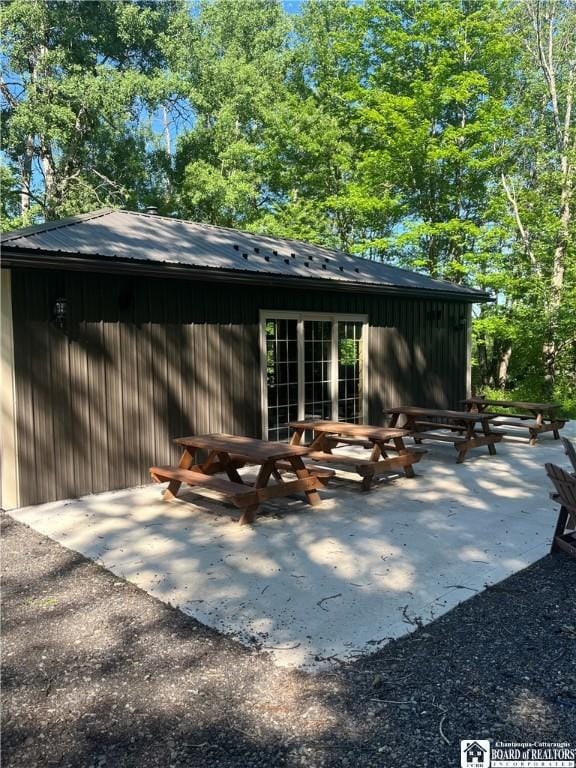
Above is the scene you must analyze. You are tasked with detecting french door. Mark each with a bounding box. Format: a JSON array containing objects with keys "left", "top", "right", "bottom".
[{"left": 261, "top": 312, "right": 367, "bottom": 441}]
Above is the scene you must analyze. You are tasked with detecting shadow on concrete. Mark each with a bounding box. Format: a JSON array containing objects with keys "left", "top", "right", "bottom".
[{"left": 2, "top": 513, "right": 575, "bottom": 768}]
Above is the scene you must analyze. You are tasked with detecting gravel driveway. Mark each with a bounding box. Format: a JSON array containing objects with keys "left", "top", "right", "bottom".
[{"left": 2, "top": 511, "right": 575, "bottom": 768}]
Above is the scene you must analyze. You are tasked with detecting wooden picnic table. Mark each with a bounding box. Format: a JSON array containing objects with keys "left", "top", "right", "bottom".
[
  {"left": 462, "top": 397, "right": 567, "bottom": 445},
  {"left": 150, "top": 434, "right": 327, "bottom": 525},
  {"left": 289, "top": 420, "right": 425, "bottom": 490},
  {"left": 383, "top": 406, "right": 502, "bottom": 464}
]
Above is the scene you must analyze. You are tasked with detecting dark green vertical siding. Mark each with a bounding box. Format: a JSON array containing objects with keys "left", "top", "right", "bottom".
[{"left": 11, "top": 268, "right": 469, "bottom": 506}]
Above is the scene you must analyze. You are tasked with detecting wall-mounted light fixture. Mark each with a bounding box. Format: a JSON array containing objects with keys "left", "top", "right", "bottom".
[
  {"left": 455, "top": 315, "right": 467, "bottom": 331},
  {"left": 53, "top": 297, "right": 68, "bottom": 329}
]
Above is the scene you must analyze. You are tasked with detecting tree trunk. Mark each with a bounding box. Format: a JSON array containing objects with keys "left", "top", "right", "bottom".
[
  {"left": 20, "top": 134, "right": 34, "bottom": 214},
  {"left": 41, "top": 142, "right": 57, "bottom": 219},
  {"left": 542, "top": 156, "right": 571, "bottom": 393},
  {"left": 497, "top": 344, "right": 512, "bottom": 389},
  {"left": 162, "top": 103, "right": 171, "bottom": 158},
  {"left": 426, "top": 234, "right": 439, "bottom": 279},
  {"left": 526, "top": 0, "right": 574, "bottom": 395}
]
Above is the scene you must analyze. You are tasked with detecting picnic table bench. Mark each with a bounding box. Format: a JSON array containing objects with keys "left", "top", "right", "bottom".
[
  {"left": 462, "top": 398, "right": 567, "bottom": 445},
  {"left": 383, "top": 406, "right": 502, "bottom": 464},
  {"left": 150, "top": 434, "right": 328, "bottom": 525},
  {"left": 289, "top": 420, "right": 425, "bottom": 490}
]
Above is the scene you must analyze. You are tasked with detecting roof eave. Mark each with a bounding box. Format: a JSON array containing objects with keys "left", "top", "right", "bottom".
[
  {"left": 0, "top": 247, "right": 493, "bottom": 303},
  {"left": 0, "top": 208, "right": 114, "bottom": 242}
]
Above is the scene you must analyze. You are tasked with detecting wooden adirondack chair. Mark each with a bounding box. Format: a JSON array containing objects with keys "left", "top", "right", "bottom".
[
  {"left": 562, "top": 437, "right": 576, "bottom": 474},
  {"left": 545, "top": 462, "right": 576, "bottom": 559}
]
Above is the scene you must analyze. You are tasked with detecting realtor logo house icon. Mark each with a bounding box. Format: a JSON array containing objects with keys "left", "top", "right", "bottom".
[{"left": 460, "top": 740, "right": 491, "bottom": 768}]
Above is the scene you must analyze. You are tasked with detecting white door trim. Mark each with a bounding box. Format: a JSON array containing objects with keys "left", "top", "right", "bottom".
[{"left": 259, "top": 310, "right": 369, "bottom": 438}]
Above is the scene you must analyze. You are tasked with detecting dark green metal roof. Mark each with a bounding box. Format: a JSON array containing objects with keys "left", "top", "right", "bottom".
[{"left": 1, "top": 208, "right": 491, "bottom": 302}]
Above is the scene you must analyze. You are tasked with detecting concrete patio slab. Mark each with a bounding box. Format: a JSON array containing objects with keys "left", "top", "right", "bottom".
[{"left": 10, "top": 425, "right": 575, "bottom": 670}]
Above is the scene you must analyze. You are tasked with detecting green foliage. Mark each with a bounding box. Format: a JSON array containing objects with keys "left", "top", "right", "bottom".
[
  {"left": 171, "top": 0, "right": 289, "bottom": 227},
  {"left": 1, "top": 0, "right": 185, "bottom": 219},
  {"left": 339, "top": 337, "right": 358, "bottom": 367},
  {"left": 350, "top": 0, "right": 515, "bottom": 281},
  {"left": 1, "top": 0, "right": 574, "bottom": 410},
  {"left": 0, "top": 163, "right": 40, "bottom": 230},
  {"left": 478, "top": 386, "right": 576, "bottom": 419},
  {"left": 470, "top": 0, "right": 576, "bottom": 406}
]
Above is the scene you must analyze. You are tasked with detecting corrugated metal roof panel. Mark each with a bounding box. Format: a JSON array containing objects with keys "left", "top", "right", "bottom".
[{"left": 1, "top": 208, "right": 488, "bottom": 299}]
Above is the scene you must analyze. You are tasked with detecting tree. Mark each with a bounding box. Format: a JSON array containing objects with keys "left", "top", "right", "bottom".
[
  {"left": 255, "top": 0, "right": 515, "bottom": 268},
  {"left": 472, "top": 0, "right": 575, "bottom": 400},
  {"left": 0, "top": 0, "right": 573, "bottom": 408},
  {"left": 347, "top": 0, "right": 512, "bottom": 282},
  {"left": 0, "top": 0, "right": 185, "bottom": 222},
  {"left": 171, "top": 0, "right": 290, "bottom": 227},
  {"left": 255, "top": 0, "right": 380, "bottom": 251},
  {"left": 500, "top": 0, "right": 575, "bottom": 393}
]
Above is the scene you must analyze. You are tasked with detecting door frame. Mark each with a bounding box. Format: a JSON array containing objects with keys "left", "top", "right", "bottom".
[{"left": 259, "top": 310, "right": 369, "bottom": 439}]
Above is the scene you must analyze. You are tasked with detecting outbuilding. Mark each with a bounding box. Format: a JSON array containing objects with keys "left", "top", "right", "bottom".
[{"left": 1, "top": 208, "right": 488, "bottom": 508}]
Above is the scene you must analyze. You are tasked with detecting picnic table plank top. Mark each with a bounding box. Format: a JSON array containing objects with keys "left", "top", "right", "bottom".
[
  {"left": 383, "top": 406, "right": 495, "bottom": 421},
  {"left": 289, "top": 420, "right": 410, "bottom": 439},
  {"left": 462, "top": 398, "right": 561, "bottom": 411},
  {"left": 173, "top": 433, "right": 312, "bottom": 462}
]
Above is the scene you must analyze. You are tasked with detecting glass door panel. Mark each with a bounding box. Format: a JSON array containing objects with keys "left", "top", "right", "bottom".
[
  {"left": 265, "top": 318, "right": 299, "bottom": 441},
  {"left": 337, "top": 321, "right": 364, "bottom": 423},
  {"left": 263, "top": 315, "right": 365, "bottom": 439},
  {"left": 303, "top": 320, "right": 333, "bottom": 421}
]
